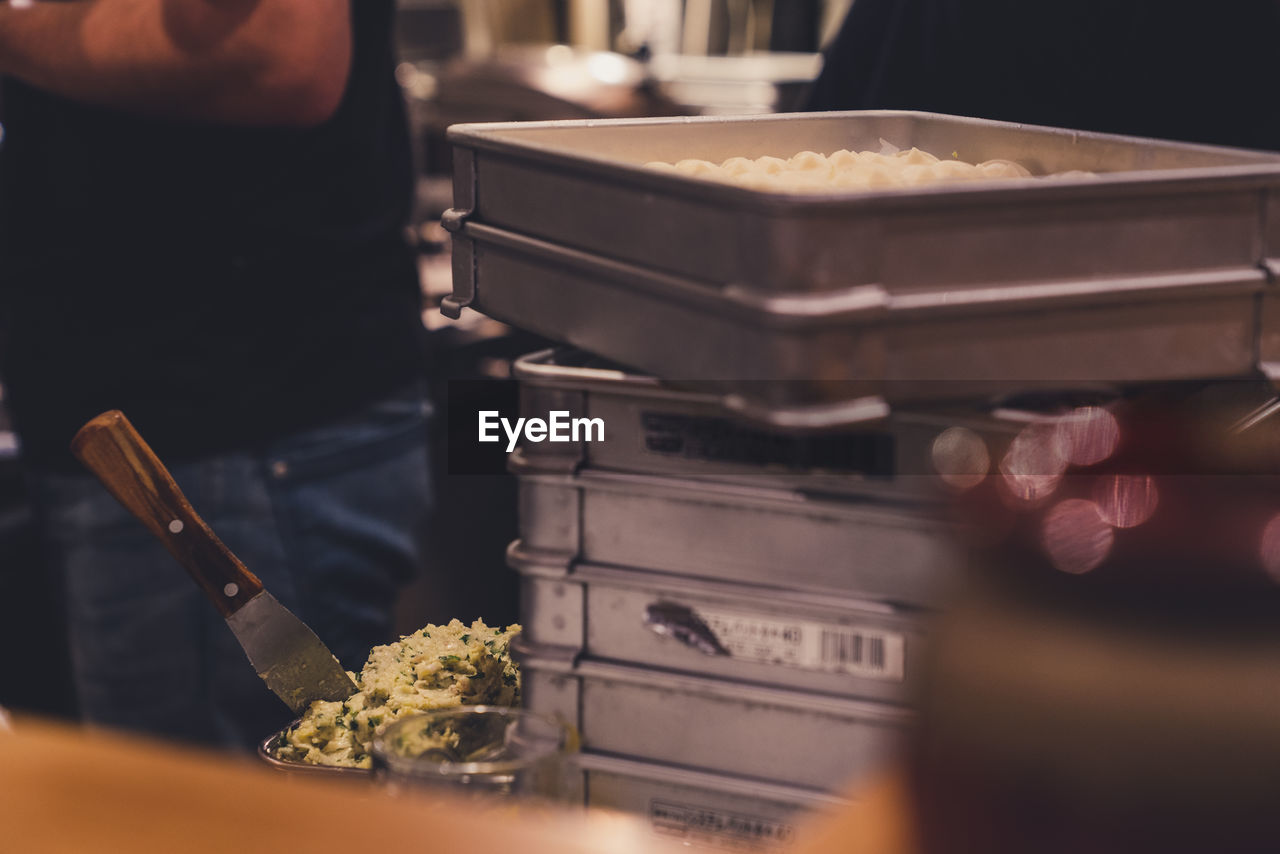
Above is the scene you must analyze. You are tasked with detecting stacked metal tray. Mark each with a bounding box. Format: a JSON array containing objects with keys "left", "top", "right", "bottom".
[
  {"left": 512, "top": 347, "right": 1028, "bottom": 499},
  {"left": 499, "top": 346, "right": 1149, "bottom": 830},
  {"left": 512, "top": 460, "right": 960, "bottom": 607},
  {"left": 447, "top": 109, "right": 1280, "bottom": 836},
  {"left": 445, "top": 110, "right": 1280, "bottom": 420},
  {"left": 571, "top": 752, "right": 845, "bottom": 849},
  {"left": 512, "top": 544, "right": 929, "bottom": 705},
  {"left": 516, "top": 640, "right": 910, "bottom": 792},
  {"left": 504, "top": 348, "right": 948, "bottom": 825}
]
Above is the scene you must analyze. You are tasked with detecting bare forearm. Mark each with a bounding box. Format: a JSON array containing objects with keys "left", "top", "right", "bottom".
[{"left": 0, "top": 0, "right": 351, "bottom": 126}]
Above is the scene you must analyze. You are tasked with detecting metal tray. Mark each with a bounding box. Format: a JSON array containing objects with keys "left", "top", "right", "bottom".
[
  {"left": 517, "top": 640, "right": 910, "bottom": 791},
  {"left": 445, "top": 110, "right": 1280, "bottom": 298},
  {"left": 511, "top": 544, "right": 930, "bottom": 705},
  {"left": 513, "top": 347, "right": 1032, "bottom": 497},
  {"left": 444, "top": 111, "right": 1280, "bottom": 415},
  {"left": 512, "top": 461, "right": 962, "bottom": 608},
  {"left": 454, "top": 219, "right": 1268, "bottom": 416},
  {"left": 573, "top": 752, "right": 844, "bottom": 849}
]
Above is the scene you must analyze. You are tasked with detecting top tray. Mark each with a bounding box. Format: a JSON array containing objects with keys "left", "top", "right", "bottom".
[{"left": 444, "top": 110, "right": 1280, "bottom": 301}]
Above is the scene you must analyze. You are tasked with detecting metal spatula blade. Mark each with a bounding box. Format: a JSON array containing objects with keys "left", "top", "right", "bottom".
[
  {"left": 227, "top": 591, "right": 356, "bottom": 713},
  {"left": 71, "top": 410, "right": 357, "bottom": 713}
]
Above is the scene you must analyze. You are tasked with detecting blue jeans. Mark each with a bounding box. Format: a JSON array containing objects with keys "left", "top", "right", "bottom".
[{"left": 28, "top": 385, "right": 433, "bottom": 751}]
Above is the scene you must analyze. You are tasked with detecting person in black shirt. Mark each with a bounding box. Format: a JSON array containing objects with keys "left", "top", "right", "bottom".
[
  {"left": 806, "top": 0, "right": 1280, "bottom": 153},
  {"left": 0, "top": 0, "right": 432, "bottom": 750}
]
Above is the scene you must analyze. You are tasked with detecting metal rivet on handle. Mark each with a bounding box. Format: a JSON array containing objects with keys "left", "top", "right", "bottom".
[
  {"left": 168, "top": 520, "right": 184, "bottom": 534},
  {"left": 224, "top": 583, "right": 239, "bottom": 598}
]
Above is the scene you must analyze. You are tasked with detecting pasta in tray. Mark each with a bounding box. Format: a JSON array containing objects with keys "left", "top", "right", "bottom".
[
  {"left": 644, "top": 143, "right": 1095, "bottom": 193},
  {"left": 275, "top": 619, "right": 521, "bottom": 769}
]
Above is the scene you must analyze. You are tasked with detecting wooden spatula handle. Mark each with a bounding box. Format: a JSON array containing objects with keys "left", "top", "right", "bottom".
[{"left": 70, "top": 410, "right": 264, "bottom": 618}]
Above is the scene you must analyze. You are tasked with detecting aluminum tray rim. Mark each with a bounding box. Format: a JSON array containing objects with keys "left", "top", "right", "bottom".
[
  {"left": 464, "top": 221, "right": 1270, "bottom": 326},
  {"left": 512, "top": 638, "right": 916, "bottom": 725},
  {"left": 508, "top": 347, "right": 1116, "bottom": 426},
  {"left": 506, "top": 539, "right": 925, "bottom": 619},
  {"left": 512, "top": 458, "right": 949, "bottom": 517},
  {"left": 447, "top": 110, "right": 1280, "bottom": 212},
  {"left": 573, "top": 750, "right": 849, "bottom": 808}
]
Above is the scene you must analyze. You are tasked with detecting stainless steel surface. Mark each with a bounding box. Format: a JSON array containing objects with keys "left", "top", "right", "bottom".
[
  {"left": 226, "top": 592, "right": 357, "bottom": 714},
  {"left": 512, "top": 347, "right": 1028, "bottom": 497},
  {"left": 512, "top": 545, "right": 930, "bottom": 704},
  {"left": 574, "top": 751, "right": 845, "bottom": 848},
  {"left": 517, "top": 639, "right": 910, "bottom": 790},
  {"left": 512, "top": 462, "right": 963, "bottom": 607},
  {"left": 453, "top": 219, "right": 1267, "bottom": 413},
  {"left": 446, "top": 110, "right": 1280, "bottom": 298}
]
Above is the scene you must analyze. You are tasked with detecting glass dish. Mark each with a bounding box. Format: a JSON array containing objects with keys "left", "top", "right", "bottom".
[{"left": 370, "top": 706, "right": 577, "bottom": 803}]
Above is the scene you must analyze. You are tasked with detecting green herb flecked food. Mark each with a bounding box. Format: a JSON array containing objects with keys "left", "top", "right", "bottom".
[{"left": 276, "top": 619, "right": 521, "bottom": 768}]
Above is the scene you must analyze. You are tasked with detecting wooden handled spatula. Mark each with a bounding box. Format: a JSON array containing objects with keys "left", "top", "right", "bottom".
[{"left": 71, "top": 411, "right": 357, "bottom": 713}]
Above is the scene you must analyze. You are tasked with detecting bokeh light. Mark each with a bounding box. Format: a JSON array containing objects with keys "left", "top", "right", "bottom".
[
  {"left": 931, "top": 427, "right": 990, "bottom": 490},
  {"left": 999, "top": 421, "right": 1070, "bottom": 503},
  {"left": 1093, "top": 475, "right": 1159, "bottom": 529},
  {"left": 1055, "top": 407, "right": 1120, "bottom": 467},
  {"left": 1042, "top": 499, "right": 1114, "bottom": 574},
  {"left": 1259, "top": 514, "right": 1280, "bottom": 583}
]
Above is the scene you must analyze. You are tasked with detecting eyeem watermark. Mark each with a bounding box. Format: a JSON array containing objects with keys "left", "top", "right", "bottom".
[{"left": 479, "top": 410, "right": 605, "bottom": 453}]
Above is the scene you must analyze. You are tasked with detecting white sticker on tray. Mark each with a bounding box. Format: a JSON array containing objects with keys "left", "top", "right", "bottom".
[
  {"left": 694, "top": 607, "right": 906, "bottom": 682},
  {"left": 650, "top": 800, "right": 795, "bottom": 848}
]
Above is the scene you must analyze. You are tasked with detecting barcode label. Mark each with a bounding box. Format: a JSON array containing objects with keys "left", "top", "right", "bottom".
[
  {"left": 820, "top": 628, "right": 887, "bottom": 671},
  {"left": 694, "top": 607, "right": 906, "bottom": 682}
]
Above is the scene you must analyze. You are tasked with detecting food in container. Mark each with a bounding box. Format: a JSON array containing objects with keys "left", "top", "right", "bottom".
[
  {"left": 643, "top": 142, "right": 1081, "bottom": 193},
  {"left": 273, "top": 619, "right": 521, "bottom": 769}
]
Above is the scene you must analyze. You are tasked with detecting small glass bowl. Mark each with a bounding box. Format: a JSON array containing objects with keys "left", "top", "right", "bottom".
[{"left": 370, "top": 706, "right": 577, "bottom": 803}]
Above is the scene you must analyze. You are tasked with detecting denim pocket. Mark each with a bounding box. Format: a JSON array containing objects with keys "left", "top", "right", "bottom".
[
  {"left": 260, "top": 384, "right": 435, "bottom": 653},
  {"left": 263, "top": 384, "right": 433, "bottom": 483}
]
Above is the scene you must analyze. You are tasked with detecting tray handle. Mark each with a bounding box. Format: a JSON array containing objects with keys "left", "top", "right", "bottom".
[
  {"left": 440, "top": 207, "right": 474, "bottom": 319},
  {"left": 512, "top": 348, "right": 661, "bottom": 388}
]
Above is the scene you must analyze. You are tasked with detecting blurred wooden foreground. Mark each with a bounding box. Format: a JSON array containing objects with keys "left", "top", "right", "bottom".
[{"left": 0, "top": 716, "right": 917, "bottom": 854}]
